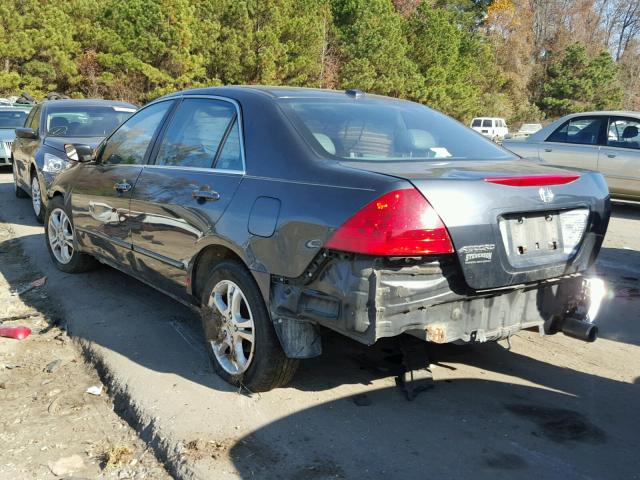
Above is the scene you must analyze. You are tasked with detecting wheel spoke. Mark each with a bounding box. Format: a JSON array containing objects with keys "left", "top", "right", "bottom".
[
  {"left": 51, "top": 214, "right": 61, "bottom": 230},
  {"left": 235, "top": 328, "right": 254, "bottom": 343},
  {"left": 233, "top": 340, "right": 248, "bottom": 367},
  {"left": 211, "top": 292, "right": 228, "bottom": 317}
]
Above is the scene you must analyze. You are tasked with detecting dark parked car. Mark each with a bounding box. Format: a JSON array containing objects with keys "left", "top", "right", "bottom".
[
  {"left": 44, "top": 87, "right": 610, "bottom": 391},
  {"left": 12, "top": 99, "right": 136, "bottom": 222}
]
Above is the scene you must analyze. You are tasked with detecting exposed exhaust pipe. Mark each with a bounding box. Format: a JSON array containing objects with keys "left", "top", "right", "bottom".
[
  {"left": 561, "top": 315, "right": 598, "bottom": 342},
  {"left": 560, "top": 278, "right": 606, "bottom": 343}
]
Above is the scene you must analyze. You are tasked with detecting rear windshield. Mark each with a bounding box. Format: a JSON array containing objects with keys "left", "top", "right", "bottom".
[
  {"left": 0, "top": 110, "right": 28, "bottom": 128},
  {"left": 46, "top": 105, "right": 136, "bottom": 137},
  {"left": 280, "top": 99, "right": 516, "bottom": 161}
]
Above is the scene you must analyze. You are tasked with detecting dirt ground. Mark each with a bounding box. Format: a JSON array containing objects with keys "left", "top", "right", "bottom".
[{"left": 0, "top": 222, "right": 172, "bottom": 480}]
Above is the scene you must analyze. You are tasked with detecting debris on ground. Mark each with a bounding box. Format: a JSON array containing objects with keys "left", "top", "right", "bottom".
[
  {"left": 44, "top": 358, "right": 62, "bottom": 373},
  {"left": 48, "top": 454, "right": 86, "bottom": 476},
  {"left": 86, "top": 384, "right": 104, "bottom": 396},
  {"left": 101, "top": 443, "right": 134, "bottom": 470},
  {"left": 183, "top": 438, "right": 230, "bottom": 460},
  {"left": 0, "top": 325, "right": 31, "bottom": 340}
]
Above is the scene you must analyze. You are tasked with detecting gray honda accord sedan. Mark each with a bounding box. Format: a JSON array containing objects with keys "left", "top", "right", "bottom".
[{"left": 44, "top": 87, "right": 610, "bottom": 391}]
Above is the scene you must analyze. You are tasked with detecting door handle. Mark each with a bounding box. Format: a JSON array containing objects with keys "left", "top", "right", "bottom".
[
  {"left": 607, "top": 153, "right": 616, "bottom": 158},
  {"left": 192, "top": 190, "right": 220, "bottom": 202},
  {"left": 544, "top": 148, "right": 553, "bottom": 152},
  {"left": 113, "top": 181, "right": 132, "bottom": 193}
]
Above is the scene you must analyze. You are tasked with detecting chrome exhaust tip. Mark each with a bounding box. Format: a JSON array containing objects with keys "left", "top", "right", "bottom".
[{"left": 561, "top": 316, "right": 598, "bottom": 342}]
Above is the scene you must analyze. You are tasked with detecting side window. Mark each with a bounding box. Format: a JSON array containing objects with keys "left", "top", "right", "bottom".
[
  {"left": 155, "top": 98, "right": 237, "bottom": 169},
  {"left": 215, "top": 118, "right": 243, "bottom": 171},
  {"left": 607, "top": 117, "right": 640, "bottom": 150},
  {"left": 547, "top": 117, "right": 603, "bottom": 145},
  {"left": 27, "top": 107, "right": 40, "bottom": 130},
  {"left": 101, "top": 101, "right": 172, "bottom": 165}
]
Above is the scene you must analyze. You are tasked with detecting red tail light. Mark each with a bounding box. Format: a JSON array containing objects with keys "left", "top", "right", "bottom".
[
  {"left": 325, "top": 189, "right": 454, "bottom": 256},
  {"left": 484, "top": 174, "right": 580, "bottom": 187}
]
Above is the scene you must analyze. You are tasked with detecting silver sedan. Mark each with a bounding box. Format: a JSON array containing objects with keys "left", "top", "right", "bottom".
[{"left": 504, "top": 111, "right": 640, "bottom": 201}]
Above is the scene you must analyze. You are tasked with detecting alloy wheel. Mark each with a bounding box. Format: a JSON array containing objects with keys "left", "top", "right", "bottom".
[
  {"left": 47, "top": 208, "right": 75, "bottom": 264},
  {"left": 207, "top": 280, "right": 256, "bottom": 375},
  {"left": 31, "top": 176, "right": 41, "bottom": 216}
]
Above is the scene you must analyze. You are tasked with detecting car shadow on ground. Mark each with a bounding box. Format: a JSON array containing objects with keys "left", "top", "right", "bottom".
[{"left": 229, "top": 367, "right": 640, "bottom": 479}]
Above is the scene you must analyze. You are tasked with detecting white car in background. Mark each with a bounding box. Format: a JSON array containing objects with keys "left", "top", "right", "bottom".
[
  {"left": 470, "top": 117, "right": 509, "bottom": 142},
  {"left": 0, "top": 106, "right": 31, "bottom": 166}
]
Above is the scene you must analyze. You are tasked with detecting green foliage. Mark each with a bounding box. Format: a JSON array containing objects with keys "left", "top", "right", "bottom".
[
  {"left": 405, "top": 5, "right": 503, "bottom": 121},
  {"left": 540, "top": 44, "right": 624, "bottom": 117},
  {"left": 332, "top": 0, "right": 420, "bottom": 96},
  {"left": 0, "top": 0, "right": 629, "bottom": 124}
]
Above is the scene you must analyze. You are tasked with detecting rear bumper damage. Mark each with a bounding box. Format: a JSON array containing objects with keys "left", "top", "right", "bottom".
[{"left": 270, "top": 253, "right": 605, "bottom": 358}]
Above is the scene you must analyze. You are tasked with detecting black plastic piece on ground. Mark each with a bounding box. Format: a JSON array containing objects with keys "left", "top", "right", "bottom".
[{"left": 395, "top": 337, "right": 434, "bottom": 401}]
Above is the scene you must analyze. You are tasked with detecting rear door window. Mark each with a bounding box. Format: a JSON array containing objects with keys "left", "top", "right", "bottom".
[
  {"left": 607, "top": 117, "right": 640, "bottom": 150},
  {"left": 154, "top": 98, "right": 240, "bottom": 169},
  {"left": 482, "top": 119, "right": 492, "bottom": 128},
  {"left": 547, "top": 117, "right": 603, "bottom": 145},
  {"left": 471, "top": 119, "right": 481, "bottom": 127}
]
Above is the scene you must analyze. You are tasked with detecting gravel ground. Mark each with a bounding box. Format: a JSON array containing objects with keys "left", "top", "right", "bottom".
[{"left": 0, "top": 220, "right": 172, "bottom": 480}]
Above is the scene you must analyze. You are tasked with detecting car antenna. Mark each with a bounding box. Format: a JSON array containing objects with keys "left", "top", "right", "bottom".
[{"left": 345, "top": 89, "right": 365, "bottom": 98}]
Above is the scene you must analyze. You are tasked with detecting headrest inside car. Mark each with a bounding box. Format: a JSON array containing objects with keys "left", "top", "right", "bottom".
[
  {"left": 408, "top": 129, "right": 437, "bottom": 150},
  {"left": 622, "top": 125, "right": 639, "bottom": 139},
  {"left": 313, "top": 133, "right": 336, "bottom": 155}
]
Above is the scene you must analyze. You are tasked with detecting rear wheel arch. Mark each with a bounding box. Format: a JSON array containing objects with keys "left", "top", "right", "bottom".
[{"left": 191, "top": 243, "right": 255, "bottom": 303}]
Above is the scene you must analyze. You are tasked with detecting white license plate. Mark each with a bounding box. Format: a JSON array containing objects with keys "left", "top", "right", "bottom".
[{"left": 559, "top": 208, "right": 589, "bottom": 253}]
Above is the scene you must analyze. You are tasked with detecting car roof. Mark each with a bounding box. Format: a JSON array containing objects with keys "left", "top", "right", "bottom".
[
  {"left": 562, "top": 110, "right": 640, "bottom": 118},
  {"left": 40, "top": 99, "right": 137, "bottom": 108},
  {"left": 0, "top": 106, "right": 30, "bottom": 111},
  {"left": 162, "top": 85, "right": 412, "bottom": 103}
]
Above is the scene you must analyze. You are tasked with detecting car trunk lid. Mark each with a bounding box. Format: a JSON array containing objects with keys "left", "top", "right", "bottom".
[{"left": 339, "top": 159, "right": 610, "bottom": 290}]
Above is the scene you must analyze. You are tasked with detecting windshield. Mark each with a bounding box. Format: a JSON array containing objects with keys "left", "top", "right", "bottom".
[
  {"left": 280, "top": 99, "right": 516, "bottom": 161},
  {"left": 46, "top": 105, "right": 136, "bottom": 137},
  {"left": 0, "top": 110, "right": 28, "bottom": 129}
]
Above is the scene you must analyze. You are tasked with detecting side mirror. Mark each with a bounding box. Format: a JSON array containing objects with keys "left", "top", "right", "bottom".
[
  {"left": 64, "top": 144, "right": 94, "bottom": 163},
  {"left": 15, "top": 128, "right": 38, "bottom": 140}
]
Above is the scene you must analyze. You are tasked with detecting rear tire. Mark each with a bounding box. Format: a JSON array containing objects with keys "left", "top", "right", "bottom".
[
  {"left": 31, "top": 173, "right": 44, "bottom": 224},
  {"left": 200, "top": 260, "right": 298, "bottom": 392},
  {"left": 12, "top": 163, "right": 28, "bottom": 198},
  {"left": 44, "top": 196, "right": 97, "bottom": 273}
]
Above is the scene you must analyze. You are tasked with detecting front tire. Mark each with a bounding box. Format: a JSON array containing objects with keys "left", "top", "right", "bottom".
[
  {"left": 44, "top": 196, "right": 96, "bottom": 273},
  {"left": 200, "top": 260, "right": 298, "bottom": 392},
  {"left": 31, "top": 173, "right": 44, "bottom": 223}
]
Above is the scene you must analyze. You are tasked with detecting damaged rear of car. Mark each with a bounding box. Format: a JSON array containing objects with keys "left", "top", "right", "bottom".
[
  {"left": 269, "top": 93, "right": 609, "bottom": 359},
  {"left": 45, "top": 86, "right": 610, "bottom": 392}
]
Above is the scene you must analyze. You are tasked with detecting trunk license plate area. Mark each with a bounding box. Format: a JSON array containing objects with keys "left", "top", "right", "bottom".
[{"left": 499, "top": 208, "right": 588, "bottom": 268}]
